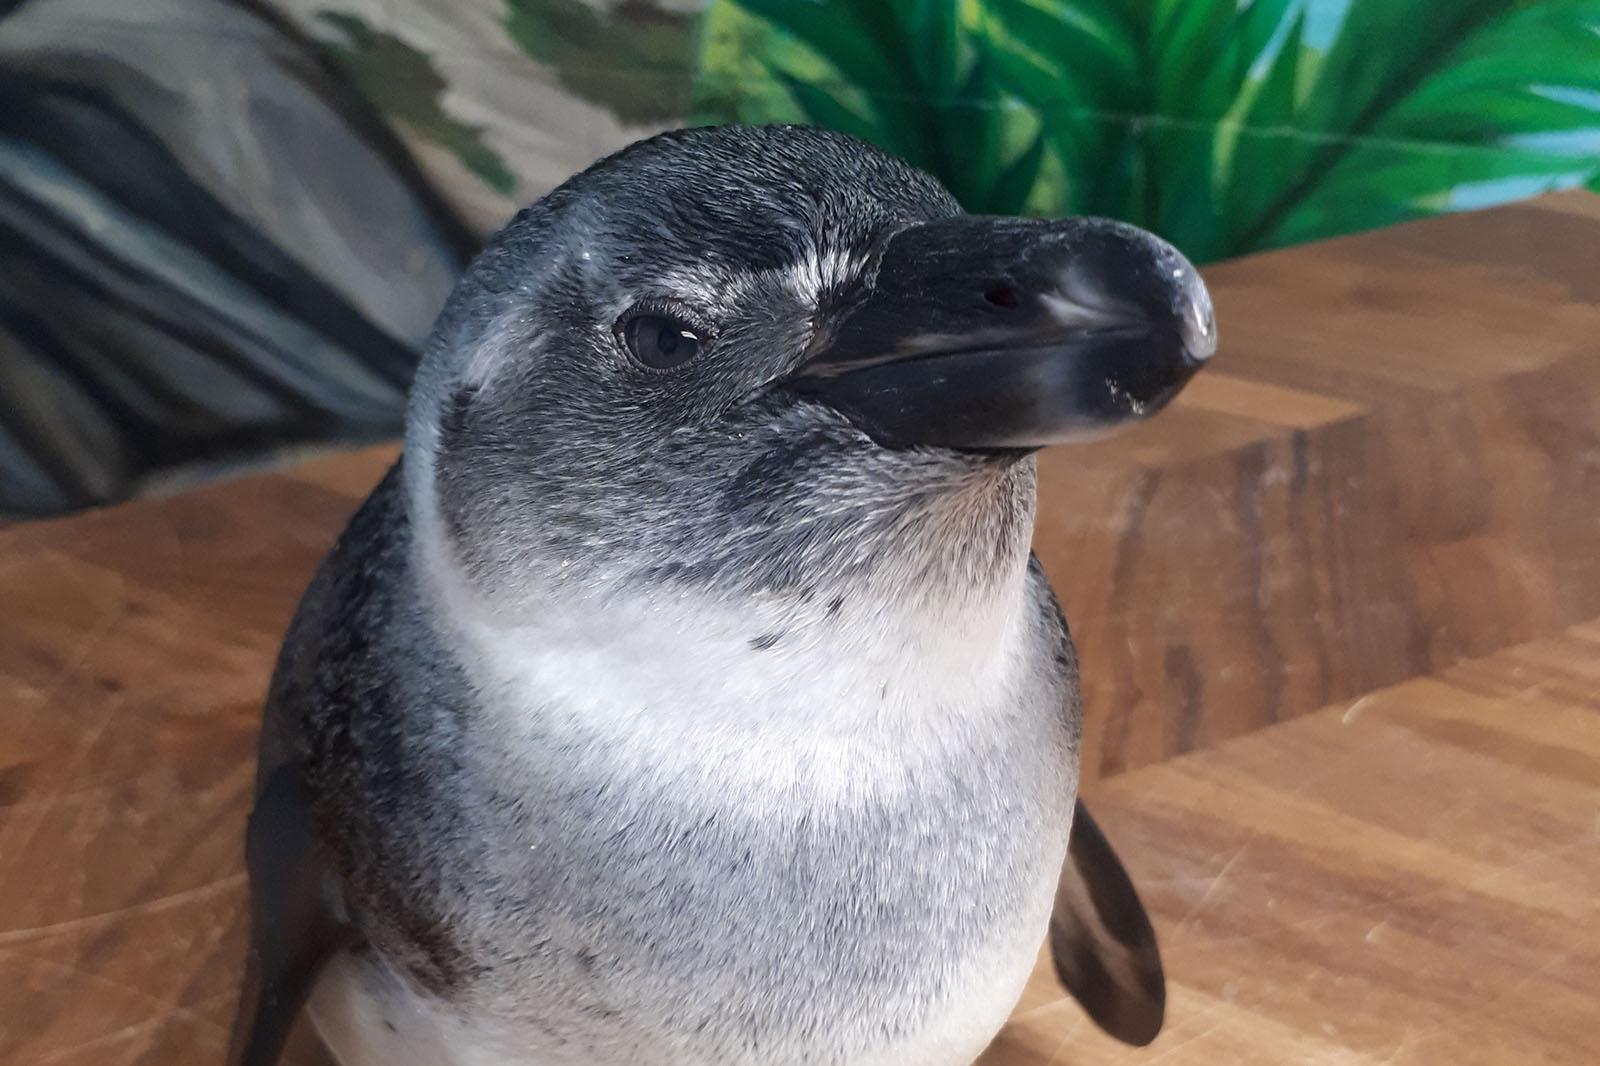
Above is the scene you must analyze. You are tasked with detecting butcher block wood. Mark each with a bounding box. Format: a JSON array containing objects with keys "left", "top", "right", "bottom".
[
  {"left": 2, "top": 192, "right": 1599, "bottom": 1065},
  {"left": 988, "top": 620, "right": 1600, "bottom": 1066}
]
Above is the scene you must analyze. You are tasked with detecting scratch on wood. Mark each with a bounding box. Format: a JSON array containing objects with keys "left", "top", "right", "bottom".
[{"left": 0, "top": 873, "right": 246, "bottom": 946}]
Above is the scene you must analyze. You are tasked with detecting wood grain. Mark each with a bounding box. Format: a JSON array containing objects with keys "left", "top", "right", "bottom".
[
  {"left": 2, "top": 193, "right": 1598, "bottom": 1065},
  {"left": 987, "top": 620, "right": 1600, "bottom": 1066}
]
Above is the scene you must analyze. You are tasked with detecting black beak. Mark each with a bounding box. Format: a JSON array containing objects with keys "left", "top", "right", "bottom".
[{"left": 783, "top": 215, "right": 1216, "bottom": 451}]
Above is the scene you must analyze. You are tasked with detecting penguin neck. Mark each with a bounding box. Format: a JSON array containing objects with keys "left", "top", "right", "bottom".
[{"left": 412, "top": 461, "right": 1042, "bottom": 749}]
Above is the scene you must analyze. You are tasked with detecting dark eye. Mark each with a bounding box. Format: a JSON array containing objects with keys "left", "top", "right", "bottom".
[{"left": 621, "top": 313, "right": 704, "bottom": 370}]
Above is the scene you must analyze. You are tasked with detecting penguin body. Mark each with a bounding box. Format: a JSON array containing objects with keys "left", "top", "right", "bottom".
[
  {"left": 275, "top": 468, "right": 1073, "bottom": 1066},
  {"left": 229, "top": 125, "right": 1214, "bottom": 1066}
]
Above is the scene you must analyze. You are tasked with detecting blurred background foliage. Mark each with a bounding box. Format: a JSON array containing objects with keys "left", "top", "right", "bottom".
[
  {"left": 1, "top": 0, "right": 1598, "bottom": 518},
  {"left": 692, "top": 0, "right": 1600, "bottom": 263}
]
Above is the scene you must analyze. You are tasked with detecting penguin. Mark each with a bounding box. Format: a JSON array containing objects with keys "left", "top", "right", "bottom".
[{"left": 226, "top": 124, "right": 1215, "bottom": 1066}]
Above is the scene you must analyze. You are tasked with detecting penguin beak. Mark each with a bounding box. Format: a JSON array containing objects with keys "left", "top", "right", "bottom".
[{"left": 783, "top": 216, "right": 1216, "bottom": 451}]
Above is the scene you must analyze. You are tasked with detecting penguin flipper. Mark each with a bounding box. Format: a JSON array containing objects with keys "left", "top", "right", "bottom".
[
  {"left": 1048, "top": 799, "right": 1166, "bottom": 1046},
  {"left": 226, "top": 760, "right": 352, "bottom": 1066}
]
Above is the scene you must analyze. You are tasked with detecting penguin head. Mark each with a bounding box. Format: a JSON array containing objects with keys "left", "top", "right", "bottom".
[{"left": 407, "top": 125, "right": 1213, "bottom": 610}]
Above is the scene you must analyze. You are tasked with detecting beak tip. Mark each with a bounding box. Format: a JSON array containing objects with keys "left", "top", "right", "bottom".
[{"left": 1178, "top": 282, "right": 1218, "bottom": 364}]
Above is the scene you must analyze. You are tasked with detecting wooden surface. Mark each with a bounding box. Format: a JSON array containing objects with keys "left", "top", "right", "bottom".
[
  {"left": 994, "top": 621, "right": 1600, "bottom": 1066},
  {"left": 2, "top": 193, "right": 1598, "bottom": 1065}
]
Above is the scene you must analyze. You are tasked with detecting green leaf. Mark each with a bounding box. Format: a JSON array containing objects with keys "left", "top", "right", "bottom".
[
  {"left": 728, "top": 0, "right": 934, "bottom": 164},
  {"left": 1220, "top": 11, "right": 1306, "bottom": 236},
  {"left": 894, "top": 0, "right": 964, "bottom": 97},
  {"left": 1269, "top": 141, "right": 1598, "bottom": 249},
  {"left": 981, "top": 0, "right": 1141, "bottom": 211},
  {"left": 1259, "top": 0, "right": 1509, "bottom": 192},
  {"left": 988, "top": 128, "right": 1048, "bottom": 214},
  {"left": 1232, "top": 0, "right": 1599, "bottom": 254},
  {"left": 1296, "top": 0, "right": 1511, "bottom": 133},
  {"left": 985, "top": 0, "right": 1139, "bottom": 88},
  {"left": 1235, "top": 0, "right": 1301, "bottom": 61},
  {"left": 771, "top": 68, "right": 885, "bottom": 146},
  {"left": 729, "top": 0, "right": 900, "bottom": 99},
  {"left": 1147, "top": 118, "right": 1225, "bottom": 261},
  {"left": 929, "top": 51, "right": 1010, "bottom": 207},
  {"left": 1151, "top": 0, "right": 1238, "bottom": 119},
  {"left": 690, "top": 2, "right": 810, "bottom": 127},
  {"left": 1377, "top": 4, "right": 1600, "bottom": 146}
]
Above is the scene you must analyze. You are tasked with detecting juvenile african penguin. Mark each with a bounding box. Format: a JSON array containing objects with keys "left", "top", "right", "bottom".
[{"left": 227, "top": 124, "right": 1215, "bottom": 1066}]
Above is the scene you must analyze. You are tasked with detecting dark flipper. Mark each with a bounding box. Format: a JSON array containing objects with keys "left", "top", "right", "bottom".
[
  {"left": 226, "top": 761, "right": 352, "bottom": 1066},
  {"left": 1048, "top": 799, "right": 1166, "bottom": 1046}
]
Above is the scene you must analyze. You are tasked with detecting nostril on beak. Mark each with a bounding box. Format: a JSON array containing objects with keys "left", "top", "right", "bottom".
[{"left": 983, "top": 282, "right": 1020, "bottom": 310}]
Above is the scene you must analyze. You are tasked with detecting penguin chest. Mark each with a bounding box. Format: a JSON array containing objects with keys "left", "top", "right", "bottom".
[
  {"left": 314, "top": 702, "right": 1075, "bottom": 1066},
  {"left": 319, "top": 570, "right": 1082, "bottom": 1065},
  {"left": 312, "top": 885, "right": 1053, "bottom": 1066}
]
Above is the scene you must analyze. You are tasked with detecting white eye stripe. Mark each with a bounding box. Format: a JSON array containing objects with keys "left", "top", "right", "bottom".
[
  {"left": 785, "top": 249, "right": 870, "bottom": 306},
  {"left": 636, "top": 249, "right": 869, "bottom": 320},
  {"left": 647, "top": 265, "right": 759, "bottom": 315}
]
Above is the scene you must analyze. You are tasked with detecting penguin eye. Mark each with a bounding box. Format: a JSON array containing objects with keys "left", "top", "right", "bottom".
[{"left": 618, "top": 312, "right": 704, "bottom": 370}]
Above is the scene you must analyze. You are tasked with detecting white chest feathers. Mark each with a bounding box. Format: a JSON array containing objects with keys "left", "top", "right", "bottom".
[
  {"left": 332, "top": 552, "right": 1080, "bottom": 1066},
  {"left": 433, "top": 554, "right": 1050, "bottom": 794}
]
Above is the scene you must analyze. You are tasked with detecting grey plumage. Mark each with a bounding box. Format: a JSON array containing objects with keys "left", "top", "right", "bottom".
[{"left": 229, "top": 124, "right": 1213, "bottom": 1066}]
